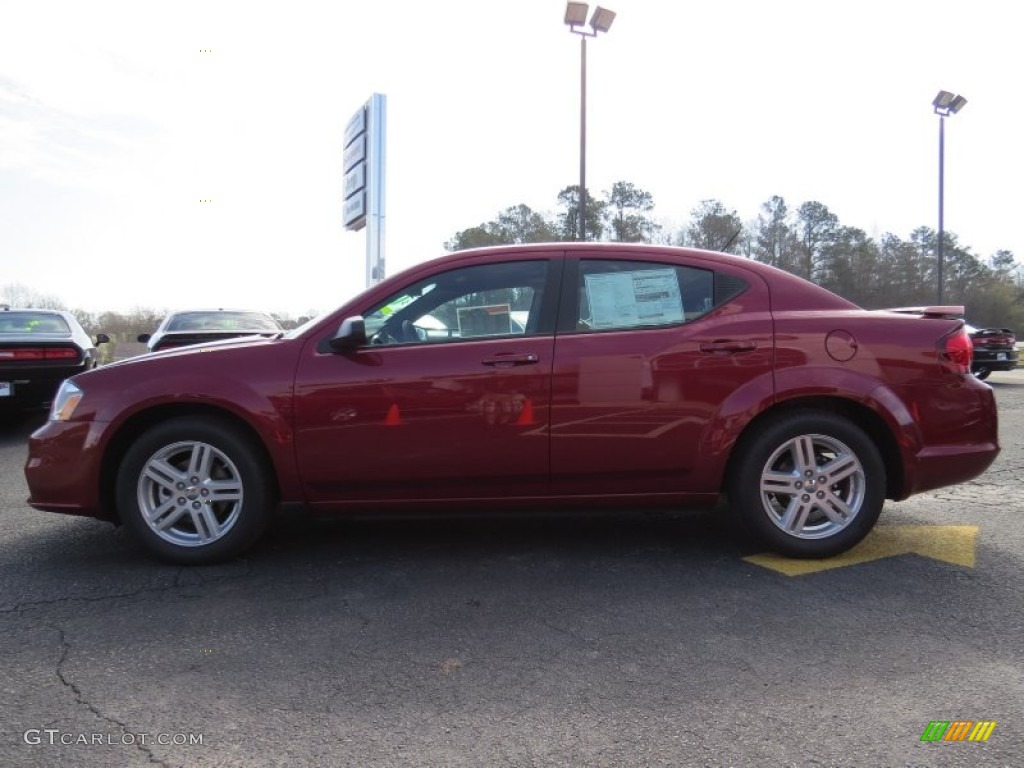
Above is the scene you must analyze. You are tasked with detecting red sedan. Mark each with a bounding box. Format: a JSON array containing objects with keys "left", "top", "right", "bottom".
[{"left": 25, "top": 244, "right": 999, "bottom": 564}]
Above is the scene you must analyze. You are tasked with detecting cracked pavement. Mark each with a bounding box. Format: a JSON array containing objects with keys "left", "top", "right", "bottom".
[{"left": 1, "top": 370, "right": 1023, "bottom": 767}]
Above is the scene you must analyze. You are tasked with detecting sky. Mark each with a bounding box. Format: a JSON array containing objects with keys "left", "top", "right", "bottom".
[{"left": 1, "top": 0, "right": 1020, "bottom": 316}]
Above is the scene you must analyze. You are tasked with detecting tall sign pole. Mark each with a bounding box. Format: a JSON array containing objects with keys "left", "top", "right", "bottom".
[
  {"left": 579, "top": 35, "right": 586, "bottom": 242},
  {"left": 343, "top": 93, "right": 387, "bottom": 288},
  {"left": 937, "top": 113, "right": 945, "bottom": 304}
]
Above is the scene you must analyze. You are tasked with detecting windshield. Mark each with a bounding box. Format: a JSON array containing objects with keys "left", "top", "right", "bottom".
[{"left": 166, "top": 312, "right": 281, "bottom": 332}]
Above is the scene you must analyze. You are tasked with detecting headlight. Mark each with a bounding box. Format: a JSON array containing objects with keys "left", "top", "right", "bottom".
[{"left": 50, "top": 380, "right": 84, "bottom": 421}]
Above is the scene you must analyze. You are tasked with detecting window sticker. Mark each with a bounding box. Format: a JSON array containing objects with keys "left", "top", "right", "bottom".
[
  {"left": 457, "top": 303, "right": 513, "bottom": 338},
  {"left": 584, "top": 268, "right": 683, "bottom": 329}
]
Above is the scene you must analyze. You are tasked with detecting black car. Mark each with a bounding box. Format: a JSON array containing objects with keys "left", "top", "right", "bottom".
[
  {"left": 966, "top": 323, "right": 1019, "bottom": 379},
  {"left": 0, "top": 307, "right": 109, "bottom": 410},
  {"left": 139, "top": 309, "right": 283, "bottom": 352},
  {"left": 884, "top": 306, "right": 1019, "bottom": 381}
]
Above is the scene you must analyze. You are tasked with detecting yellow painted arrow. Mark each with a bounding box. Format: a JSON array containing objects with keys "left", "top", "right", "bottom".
[{"left": 743, "top": 525, "right": 979, "bottom": 576}]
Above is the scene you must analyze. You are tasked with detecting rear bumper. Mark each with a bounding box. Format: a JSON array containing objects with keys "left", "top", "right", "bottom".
[
  {"left": 898, "top": 380, "right": 1000, "bottom": 497},
  {"left": 0, "top": 363, "right": 87, "bottom": 407},
  {"left": 903, "top": 440, "right": 1000, "bottom": 497},
  {"left": 972, "top": 349, "right": 1019, "bottom": 372}
]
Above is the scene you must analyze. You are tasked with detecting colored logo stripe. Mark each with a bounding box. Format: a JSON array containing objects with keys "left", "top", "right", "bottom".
[
  {"left": 920, "top": 720, "right": 996, "bottom": 742},
  {"left": 943, "top": 721, "right": 973, "bottom": 741},
  {"left": 921, "top": 722, "right": 949, "bottom": 742},
  {"left": 969, "top": 721, "right": 997, "bottom": 742}
]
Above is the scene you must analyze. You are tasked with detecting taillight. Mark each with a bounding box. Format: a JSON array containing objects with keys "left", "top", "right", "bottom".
[
  {"left": 939, "top": 329, "right": 972, "bottom": 374},
  {"left": 0, "top": 346, "right": 80, "bottom": 361}
]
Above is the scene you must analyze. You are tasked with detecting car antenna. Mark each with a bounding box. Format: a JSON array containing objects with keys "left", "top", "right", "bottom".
[{"left": 719, "top": 228, "right": 742, "bottom": 253}]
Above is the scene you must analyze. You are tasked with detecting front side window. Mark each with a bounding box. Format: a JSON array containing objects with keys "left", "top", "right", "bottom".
[
  {"left": 575, "top": 260, "right": 717, "bottom": 332},
  {"left": 363, "top": 260, "right": 549, "bottom": 346}
]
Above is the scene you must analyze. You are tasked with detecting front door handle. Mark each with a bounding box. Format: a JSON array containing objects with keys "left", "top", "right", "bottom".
[
  {"left": 481, "top": 353, "right": 540, "bottom": 367},
  {"left": 700, "top": 340, "right": 757, "bottom": 354}
]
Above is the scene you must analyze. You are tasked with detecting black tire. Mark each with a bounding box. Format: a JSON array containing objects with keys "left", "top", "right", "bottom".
[
  {"left": 974, "top": 368, "right": 991, "bottom": 381},
  {"left": 727, "top": 410, "right": 885, "bottom": 558},
  {"left": 116, "top": 416, "right": 274, "bottom": 564}
]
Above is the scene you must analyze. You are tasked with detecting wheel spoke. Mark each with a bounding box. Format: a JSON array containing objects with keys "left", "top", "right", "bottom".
[
  {"left": 147, "top": 498, "right": 186, "bottom": 530},
  {"left": 761, "top": 470, "right": 799, "bottom": 495},
  {"left": 820, "top": 492, "right": 854, "bottom": 524},
  {"left": 779, "top": 496, "right": 814, "bottom": 533},
  {"left": 187, "top": 443, "right": 215, "bottom": 481},
  {"left": 820, "top": 452, "right": 860, "bottom": 485},
  {"left": 791, "top": 435, "right": 817, "bottom": 475},
  {"left": 143, "top": 459, "right": 185, "bottom": 494},
  {"left": 205, "top": 479, "right": 242, "bottom": 502},
  {"left": 190, "top": 506, "right": 222, "bottom": 543}
]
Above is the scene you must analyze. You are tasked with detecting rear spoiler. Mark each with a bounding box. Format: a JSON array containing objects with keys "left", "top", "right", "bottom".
[
  {"left": 883, "top": 305, "right": 964, "bottom": 319},
  {"left": 918, "top": 305, "right": 964, "bottom": 319}
]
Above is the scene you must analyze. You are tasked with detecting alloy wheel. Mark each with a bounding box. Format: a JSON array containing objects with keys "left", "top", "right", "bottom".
[
  {"left": 136, "top": 440, "right": 244, "bottom": 547},
  {"left": 758, "top": 433, "right": 866, "bottom": 540}
]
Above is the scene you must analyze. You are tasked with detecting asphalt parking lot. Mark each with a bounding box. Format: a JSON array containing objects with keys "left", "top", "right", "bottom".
[{"left": 1, "top": 371, "right": 1022, "bottom": 768}]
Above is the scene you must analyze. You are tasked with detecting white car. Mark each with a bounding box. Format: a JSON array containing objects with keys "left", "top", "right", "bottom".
[{"left": 138, "top": 309, "right": 283, "bottom": 353}]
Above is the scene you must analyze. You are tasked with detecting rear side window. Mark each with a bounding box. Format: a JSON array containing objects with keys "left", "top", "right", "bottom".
[
  {"left": 574, "top": 260, "right": 741, "bottom": 332},
  {"left": 0, "top": 312, "right": 71, "bottom": 334}
]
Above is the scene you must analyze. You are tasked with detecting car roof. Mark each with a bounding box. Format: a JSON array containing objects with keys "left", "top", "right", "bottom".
[
  {"left": 0, "top": 306, "right": 79, "bottom": 323},
  {"left": 404, "top": 243, "right": 860, "bottom": 312},
  {"left": 165, "top": 308, "right": 276, "bottom": 316},
  {"left": 1, "top": 306, "right": 67, "bottom": 314}
]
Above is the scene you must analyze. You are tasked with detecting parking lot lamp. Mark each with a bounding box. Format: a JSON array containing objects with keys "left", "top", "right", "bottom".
[
  {"left": 932, "top": 90, "right": 967, "bottom": 304},
  {"left": 565, "top": 3, "right": 615, "bottom": 241}
]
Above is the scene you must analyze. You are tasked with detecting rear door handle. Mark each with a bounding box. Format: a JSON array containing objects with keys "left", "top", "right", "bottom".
[
  {"left": 481, "top": 353, "right": 540, "bottom": 367},
  {"left": 700, "top": 340, "right": 757, "bottom": 354}
]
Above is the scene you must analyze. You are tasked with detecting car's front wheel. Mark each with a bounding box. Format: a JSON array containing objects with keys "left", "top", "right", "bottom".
[
  {"left": 974, "top": 368, "right": 992, "bottom": 380},
  {"left": 116, "top": 416, "right": 274, "bottom": 564},
  {"left": 728, "top": 411, "right": 885, "bottom": 558}
]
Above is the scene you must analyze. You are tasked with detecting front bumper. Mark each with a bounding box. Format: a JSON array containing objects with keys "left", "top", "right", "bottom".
[{"left": 25, "top": 418, "right": 111, "bottom": 520}]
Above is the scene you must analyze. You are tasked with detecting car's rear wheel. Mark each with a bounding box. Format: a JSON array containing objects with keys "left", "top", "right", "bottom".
[
  {"left": 728, "top": 411, "right": 885, "bottom": 558},
  {"left": 116, "top": 416, "right": 273, "bottom": 564}
]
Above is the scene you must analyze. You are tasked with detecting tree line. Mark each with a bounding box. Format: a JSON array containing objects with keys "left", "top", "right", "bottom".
[
  {"left": 445, "top": 182, "right": 1024, "bottom": 330},
  {"left": 5, "top": 181, "right": 1022, "bottom": 340}
]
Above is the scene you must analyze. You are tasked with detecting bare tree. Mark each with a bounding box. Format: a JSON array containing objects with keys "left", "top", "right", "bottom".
[{"left": 1, "top": 283, "right": 66, "bottom": 309}]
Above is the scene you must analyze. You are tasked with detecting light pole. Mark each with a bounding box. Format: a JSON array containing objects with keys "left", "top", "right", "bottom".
[
  {"left": 932, "top": 90, "right": 967, "bottom": 304},
  {"left": 565, "top": 2, "right": 615, "bottom": 242}
]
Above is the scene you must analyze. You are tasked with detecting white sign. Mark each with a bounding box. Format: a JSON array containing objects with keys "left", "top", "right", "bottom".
[
  {"left": 343, "top": 163, "right": 365, "bottom": 199},
  {"left": 343, "top": 193, "right": 366, "bottom": 230},
  {"left": 584, "top": 268, "right": 683, "bottom": 329},
  {"left": 343, "top": 135, "right": 365, "bottom": 172},
  {"left": 344, "top": 107, "right": 366, "bottom": 147}
]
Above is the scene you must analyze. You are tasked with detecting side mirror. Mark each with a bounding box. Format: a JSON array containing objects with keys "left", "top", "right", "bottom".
[
  {"left": 329, "top": 316, "right": 367, "bottom": 351},
  {"left": 95, "top": 333, "right": 110, "bottom": 345},
  {"left": 137, "top": 333, "right": 151, "bottom": 343}
]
